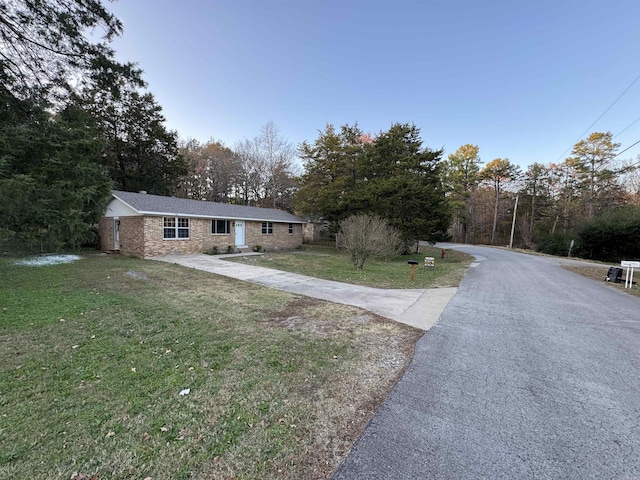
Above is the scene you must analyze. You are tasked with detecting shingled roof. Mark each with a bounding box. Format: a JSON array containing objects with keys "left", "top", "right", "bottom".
[{"left": 112, "top": 191, "right": 304, "bottom": 223}]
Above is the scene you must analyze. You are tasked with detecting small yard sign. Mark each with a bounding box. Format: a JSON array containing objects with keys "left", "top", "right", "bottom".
[{"left": 621, "top": 261, "right": 640, "bottom": 289}]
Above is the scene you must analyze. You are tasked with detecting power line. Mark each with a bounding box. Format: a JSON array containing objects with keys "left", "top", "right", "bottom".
[
  {"left": 556, "top": 73, "right": 640, "bottom": 161},
  {"left": 612, "top": 139, "right": 640, "bottom": 160},
  {"left": 613, "top": 115, "right": 640, "bottom": 139}
]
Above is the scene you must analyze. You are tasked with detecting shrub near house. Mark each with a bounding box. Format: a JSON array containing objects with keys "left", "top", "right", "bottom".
[{"left": 99, "top": 191, "right": 304, "bottom": 257}]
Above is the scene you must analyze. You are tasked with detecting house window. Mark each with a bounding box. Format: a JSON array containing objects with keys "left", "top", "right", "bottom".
[
  {"left": 178, "top": 218, "right": 190, "bottom": 238},
  {"left": 212, "top": 219, "right": 231, "bottom": 235},
  {"left": 164, "top": 217, "right": 190, "bottom": 239},
  {"left": 288, "top": 223, "right": 294, "bottom": 234},
  {"left": 262, "top": 222, "right": 273, "bottom": 234}
]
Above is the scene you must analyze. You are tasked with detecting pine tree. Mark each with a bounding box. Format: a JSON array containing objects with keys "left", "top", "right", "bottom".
[{"left": 0, "top": 87, "right": 112, "bottom": 252}]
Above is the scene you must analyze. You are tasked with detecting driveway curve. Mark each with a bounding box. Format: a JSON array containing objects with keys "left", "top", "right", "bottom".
[
  {"left": 152, "top": 253, "right": 457, "bottom": 331},
  {"left": 333, "top": 245, "right": 640, "bottom": 479}
]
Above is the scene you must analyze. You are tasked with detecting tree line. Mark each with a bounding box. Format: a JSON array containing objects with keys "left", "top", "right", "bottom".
[
  {"left": 176, "top": 121, "right": 298, "bottom": 211},
  {"left": 441, "top": 133, "right": 640, "bottom": 260},
  {"left": 294, "top": 124, "right": 640, "bottom": 260}
]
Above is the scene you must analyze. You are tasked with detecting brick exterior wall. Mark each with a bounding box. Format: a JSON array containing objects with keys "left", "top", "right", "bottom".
[
  {"left": 100, "top": 216, "right": 303, "bottom": 257},
  {"left": 119, "top": 217, "right": 145, "bottom": 257},
  {"left": 140, "top": 217, "right": 235, "bottom": 256},
  {"left": 98, "top": 217, "right": 146, "bottom": 256},
  {"left": 245, "top": 221, "right": 303, "bottom": 251}
]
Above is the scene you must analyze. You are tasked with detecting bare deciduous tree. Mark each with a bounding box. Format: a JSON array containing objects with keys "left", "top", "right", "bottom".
[
  {"left": 233, "top": 121, "right": 298, "bottom": 209},
  {"left": 336, "top": 214, "right": 403, "bottom": 270},
  {"left": 234, "top": 137, "right": 265, "bottom": 205},
  {"left": 620, "top": 156, "right": 640, "bottom": 205},
  {"left": 178, "top": 138, "right": 238, "bottom": 202},
  {"left": 256, "top": 121, "right": 296, "bottom": 208}
]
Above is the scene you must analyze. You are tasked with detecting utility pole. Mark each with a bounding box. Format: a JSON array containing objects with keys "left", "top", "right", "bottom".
[{"left": 509, "top": 195, "right": 519, "bottom": 249}]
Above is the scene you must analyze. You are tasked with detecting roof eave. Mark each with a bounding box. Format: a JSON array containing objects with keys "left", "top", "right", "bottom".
[
  {"left": 137, "top": 211, "right": 304, "bottom": 223},
  {"left": 111, "top": 193, "right": 143, "bottom": 214}
]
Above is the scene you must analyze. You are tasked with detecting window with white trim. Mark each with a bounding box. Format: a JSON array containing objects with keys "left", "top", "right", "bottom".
[
  {"left": 164, "top": 217, "right": 190, "bottom": 239},
  {"left": 288, "top": 223, "right": 293, "bottom": 234},
  {"left": 261, "top": 222, "right": 273, "bottom": 234},
  {"left": 212, "top": 219, "right": 231, "bottom": 234}
]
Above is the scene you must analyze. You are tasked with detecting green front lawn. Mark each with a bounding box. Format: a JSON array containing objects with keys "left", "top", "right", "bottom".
[
  {"left": 228, "top": 245, "right": 473, "bottom": 289},
  {"left": 0, "top": 254, "right": 421, "bottom": 479}
]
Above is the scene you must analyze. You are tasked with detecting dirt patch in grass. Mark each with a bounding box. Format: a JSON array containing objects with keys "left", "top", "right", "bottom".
[
  {"left": 267, "top": 296, "right": 374, "bottom": 337},
  {"left": 0, "top": 254, "right": 422, "bottom": 479}
]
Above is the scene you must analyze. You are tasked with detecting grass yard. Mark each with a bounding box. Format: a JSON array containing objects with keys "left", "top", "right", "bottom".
[
  {"left": 0, "top": 254, "right": 422, "bottom": 479},
  {"left": 563, "top": 264, "right": 640, "bottom": 298},
  {"left": 227, "top": 245, "right": 473, "bottom": 289}
]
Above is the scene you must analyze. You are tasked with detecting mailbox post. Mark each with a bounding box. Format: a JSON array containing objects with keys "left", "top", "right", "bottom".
[
  {"left": 408, "top": 259, "right": 418, "bottom": 282},
  {"left": 621, "top": 260, "right": 640, "bottom": 289}
]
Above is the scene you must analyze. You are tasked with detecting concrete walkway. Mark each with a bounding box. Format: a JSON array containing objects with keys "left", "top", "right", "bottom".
[{"left": 152, "top": 253, "right": 457, "bottom": 331}]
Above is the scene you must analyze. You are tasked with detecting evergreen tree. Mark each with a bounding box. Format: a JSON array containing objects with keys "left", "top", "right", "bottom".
[
  {"left": 0, "top": 0, "right": 143, "bottom": 100},
  {"left": 442, "top": 144, "right": 482, "bottom": 242},
  {"left": 82, "top": 86, "right": 187, "bottom": 195},
  {"left": 0, "top": 87, "right": 112, "bottom": 252},
  {"left": 354, "top": 123, "right": 450, "bottom": 246},
  {"left": 0, "top": 0, "right": 187, "bottom": 253},
  {"left": 519, "top": 162, "right": 551, "bottom": 246},
  {"left": 569, "top": 132, "right": 623, "bottom": 218},
  {"left": 480, "top": 158, "right": 520, "bottom": 244},
  {"left": 296, "top": 123, "right": 366, "bottom": 222},
  {"left": 574, "top": 206, "right": 640, "bottom": 261},
  {"left": 297, "top": 122, "right": 450, "bottom": 246}
]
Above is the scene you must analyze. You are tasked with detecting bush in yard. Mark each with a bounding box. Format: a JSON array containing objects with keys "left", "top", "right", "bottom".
[
  {"left": 574, "top": 206, "right": 640, "bottom": 262},
  {"left": 336, "top": 214, "right": 403, "bottom": 269},
  {"left": 535, "top": 231, "right": 574, "bottom": 257}
]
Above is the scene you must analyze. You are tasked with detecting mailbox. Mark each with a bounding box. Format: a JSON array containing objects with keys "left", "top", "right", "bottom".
[
  {"left": 408, "top": 259, "right": 418, "bottom": 282},
  {"left": 606, "top": 267, "right": 623, "bottom": 283}
]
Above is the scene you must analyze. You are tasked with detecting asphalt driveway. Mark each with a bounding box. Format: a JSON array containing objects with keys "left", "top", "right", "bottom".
[{"left": 333, "top": 245, "right": 640, "bottom": 479}]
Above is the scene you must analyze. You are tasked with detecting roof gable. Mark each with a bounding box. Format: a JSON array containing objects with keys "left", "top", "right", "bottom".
[{"left": 111, "top": 191, "right": 305, "bottom": 223}]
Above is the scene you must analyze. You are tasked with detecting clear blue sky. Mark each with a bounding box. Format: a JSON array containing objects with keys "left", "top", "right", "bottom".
[{"left": 106, "top": 0, "right": 640, "bottom": 170}]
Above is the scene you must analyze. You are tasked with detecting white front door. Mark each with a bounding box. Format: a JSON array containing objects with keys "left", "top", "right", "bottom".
[
  {"left": 114, "top": 219, "right": 120, "bottom": 250},
  {"left": 234, "top": 221, "right": 245, "bottom": 247}
]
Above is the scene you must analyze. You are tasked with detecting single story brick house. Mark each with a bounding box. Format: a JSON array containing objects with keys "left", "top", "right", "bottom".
[{"left": 99, "top": 190, "right": 305, "bottom": 257}]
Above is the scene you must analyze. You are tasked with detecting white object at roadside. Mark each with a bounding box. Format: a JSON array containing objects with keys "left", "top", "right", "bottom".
[
  {"left": 621, "top": 261, "right": 640, "bottom": 289},
  {"left": 179, "top": 388, "right": 190, "bottom": 396}
]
